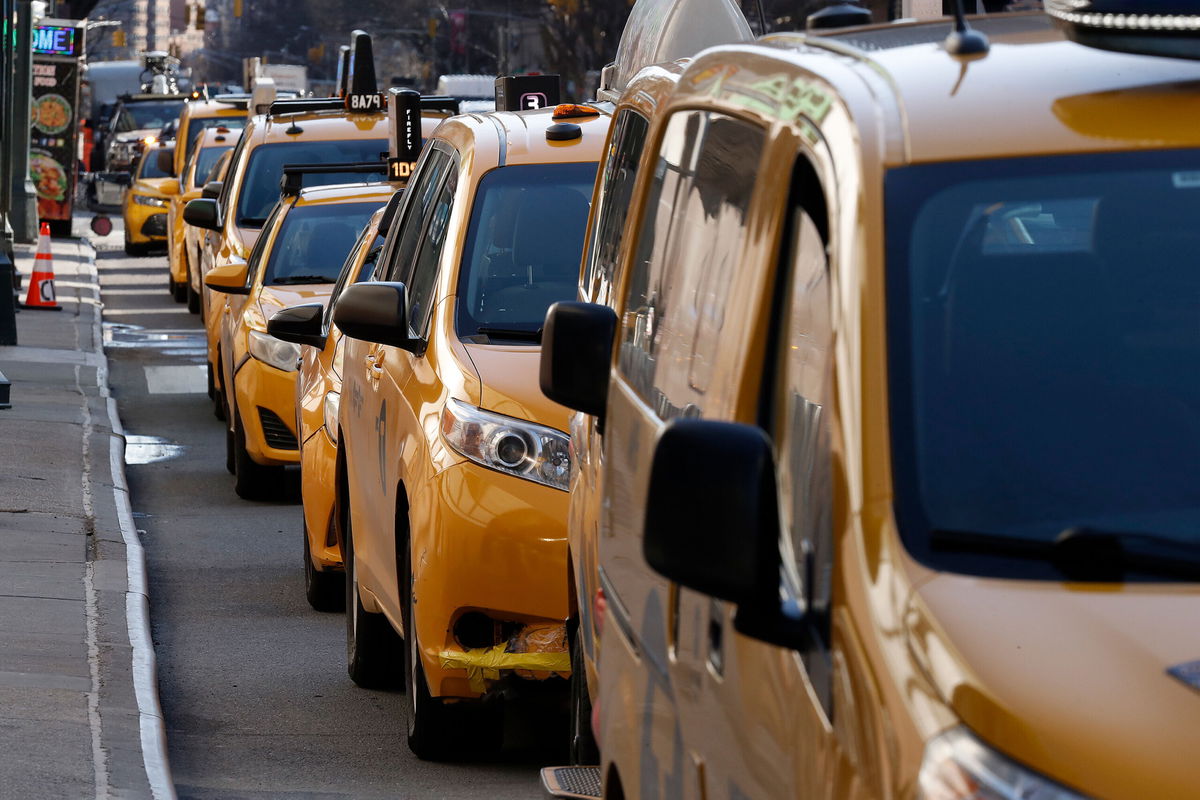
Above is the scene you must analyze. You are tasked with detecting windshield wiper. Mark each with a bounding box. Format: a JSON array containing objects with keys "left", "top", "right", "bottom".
[
  {"left": 270, "top": 275, "right": 335, "bottom": 285},
  {"left": 239, "top": 217, "right": 268, "bottom": 227},
  {"left": 475, "top": 325, "right": 542, "bottom": 343},
  {"left": 930, "top": 527, "right": 1200, "bottom": 581}
]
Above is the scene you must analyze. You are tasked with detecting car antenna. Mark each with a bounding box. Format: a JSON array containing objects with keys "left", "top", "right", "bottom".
[{"left": 944, "top": 0, "right": 989, "bottom": 57}]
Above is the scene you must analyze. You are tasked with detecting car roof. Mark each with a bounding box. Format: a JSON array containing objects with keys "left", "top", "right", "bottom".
[
  {"left": 435, "top": 104, "right": 611, "bottom": 167},
  {"left": 181, "top": 98, "right": 247, "bottom": 119},
  {"left": 193, "top": 126, "right": 240, "bottom": 149},
  {"left": 754, "top": 12, "right": 1200, "bottom": 165},
  {"left": 293, "top": 183, "right": 395, "bottom": 206}
]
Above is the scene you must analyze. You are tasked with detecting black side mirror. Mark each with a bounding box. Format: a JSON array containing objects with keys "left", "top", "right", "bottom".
[
  {"left": 155, "top": 147, "right": 176, "bottom": 176},
  {"left": 267, "top": 303, "right": 327, "bottom": 349},
  {"left": 378, "top": 188, "right": 405, "bottom": 237},
  {"left": 540, "top": 301, "right": 616, "bottom": 419},
  {"left": 201, "top": 180, "right": 223, "bottom": 200},
  {"left": 333, "top": 281, "right": 421, "bottom": 352},
  {"left": 97, "top": 171, "right": 132, "bottom": 186},
  {"left": 183, "top": 198, "right": 222, "bottom": 230},
  {"left": 643, "top": 419, "right": 806, "bottom": 649}
]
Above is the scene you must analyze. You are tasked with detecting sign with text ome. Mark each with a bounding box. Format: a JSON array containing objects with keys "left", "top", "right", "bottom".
[{"left": 32, "top": 21, "right": 84, "bottom": 59}]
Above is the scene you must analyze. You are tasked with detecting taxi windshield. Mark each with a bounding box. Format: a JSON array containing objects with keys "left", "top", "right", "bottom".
[
  {"left": 116, "top": 99, "right": 185, "bottom": 132},
  {"left": 263, "top": 202, "right": 382, "bottom": 286},
  {"left": 886, "top": 149, "right": 1200, "bottom": 579},
  {"left": 455, "top": 162, "right": 597, "bottom": 342},
  {"left": 235, "top": 139, "right": 387, "bottom": 227},
  {"left": 185, "top": 116, "right": 245, "bottom": 164},
  {"left": 194, "top": 145, "right": 232, "bottom": 188}
]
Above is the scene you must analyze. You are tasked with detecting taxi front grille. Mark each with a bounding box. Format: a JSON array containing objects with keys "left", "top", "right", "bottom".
[{"left": 257, "top": 407, "right": 298, "bottom": 450}]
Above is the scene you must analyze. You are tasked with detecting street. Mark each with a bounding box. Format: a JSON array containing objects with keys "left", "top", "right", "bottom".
[{"left": 96, "top": 232, "right": 559, "bottom": 798}]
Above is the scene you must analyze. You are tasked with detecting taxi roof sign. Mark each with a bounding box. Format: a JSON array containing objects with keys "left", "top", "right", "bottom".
[
  {"left": 348, "top": 30, "right": 379, "bottom": 96},
  {"left": 1046, "top": 0, "right": 1200, "bottom": 59}
]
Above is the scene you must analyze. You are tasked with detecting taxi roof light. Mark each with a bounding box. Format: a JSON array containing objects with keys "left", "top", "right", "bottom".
[
  {"left": 552, "top": 103, "right": 601, "bottom": 119},
  {"left": 1046, "top": 0, "right": 1200, "bottom": 59}
]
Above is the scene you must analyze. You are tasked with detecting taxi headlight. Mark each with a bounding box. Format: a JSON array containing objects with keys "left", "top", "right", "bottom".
[
  {"left": 132, "top": 194, "right": 168, "bottom": 208},
  {"left": 248, "top": 330, "right": 301, "bottom": 372},
  {"left": 322, "top": 390, "right": 340, "bottom": 444},
  {"left": 440, "top": 397, "right": 569, "bottom": 491},
  {"left": 918, "top": 727, "right": 1088, "bottom": 800}
]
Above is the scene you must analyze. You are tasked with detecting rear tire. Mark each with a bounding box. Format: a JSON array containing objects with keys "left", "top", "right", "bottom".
[
  {"left": 232, "top": 406, "right": 284, "bottom": 500},
  {"left": 172, "top": 276, "right": 187, "bottom": 303},
  {"left": 186, "top": 282, "right": 200, "bottom": 313},
  {"left": 344, "top": 507, "right": 403, "bottom": 688},
  {"left": 304, "top": 520, "right": 345, "bottom": 612}
]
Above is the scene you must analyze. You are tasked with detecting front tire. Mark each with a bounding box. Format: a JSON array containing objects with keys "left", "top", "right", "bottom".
[
  {"left": 344, "top": 506, "right": 403, "bottom": 688},
  {"left": 232, "top": 406, "right": 284, "bottom": 500},
  {"left": 568, "top": 621, "right": 600, "bottom": 765},
  {"left": 304, "top": 519, "right": 344, "bottom": 612},
  {"left": 186, "top": 281, "right": 200, "bottom": 313},
  {"left": 171, "top": 277, "right": 186, "bottom": 302},
  {"left": 403, "top": 545, "right": 502, "bottom": 761}
]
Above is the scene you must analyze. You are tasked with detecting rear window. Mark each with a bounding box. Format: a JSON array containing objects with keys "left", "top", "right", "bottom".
[
  {"left": 185, "top": 116, "right": 246, "bottom": 165},
  {"left": 263, "top": 202, "right": 382, "bottom": 286},
  {"left": 194, "top": 145, "right": 232, "bottom": 188},
  {"left": 235, "top": 139, "right": 387, "bottom": 226}
]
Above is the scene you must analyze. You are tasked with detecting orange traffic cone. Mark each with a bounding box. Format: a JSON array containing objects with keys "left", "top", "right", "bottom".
[{"left": 22, "top": 222, "right": 61, "bottom": 311}]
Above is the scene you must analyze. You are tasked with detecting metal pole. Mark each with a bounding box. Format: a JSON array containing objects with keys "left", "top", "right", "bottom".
[
  {"left": 9, "top": 0, "right": 36, "bottom": 244},
  {"left": 0, "top": 0, "right": 21, "bottom": 346}
]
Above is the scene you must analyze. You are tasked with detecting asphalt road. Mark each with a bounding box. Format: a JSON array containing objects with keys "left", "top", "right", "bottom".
[{"left": 95, "top": 233, "right": 560, "bottom": 799}]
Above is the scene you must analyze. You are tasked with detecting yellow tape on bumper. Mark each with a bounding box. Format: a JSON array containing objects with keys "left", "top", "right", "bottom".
[{"left": 438, "top": 645, "right": 571, "bottom": 693}]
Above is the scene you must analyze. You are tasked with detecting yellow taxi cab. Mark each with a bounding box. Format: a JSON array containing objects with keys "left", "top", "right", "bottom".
[
  {"left": 122, "top": 143, "right": 177, "bottom": 255},
  {"left": 204, "top": 176, "right": 393, "bottom": 500},
  {"left": 164, "top": 125, "right": 239, "bottom": 309},
  {"left": 170, "top": 96, "right": 249, "bottom": 179},
  {"left": 266, "top": 197, "right": 400, "bottom": 610},
  {"left": 183, "top": 35, "right": 452, "bottom": 426},
  {"left": 539, "top": 3, "right": 1200, "bottom": 798},
  {"left": 331, "top": 90, "right": 608, "bottom": 760},
  {"left": 554, "top": 0, "right": 753, "bottom": 768}
]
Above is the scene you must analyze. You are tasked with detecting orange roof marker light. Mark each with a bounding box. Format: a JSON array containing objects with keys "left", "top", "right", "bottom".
[{"left": 552, "top": 104, "right": 601, "bottom": 119}]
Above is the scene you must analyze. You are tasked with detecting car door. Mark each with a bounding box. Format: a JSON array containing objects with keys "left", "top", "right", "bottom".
[
  {"left": 370, "top": 152, "right": 460, "bottom": 624},
  {"left": 343, "top": 145, "right": 454, "bottom": 609},
  {"left": 601, "top": 109, "right": 767, "bottom": 798}
]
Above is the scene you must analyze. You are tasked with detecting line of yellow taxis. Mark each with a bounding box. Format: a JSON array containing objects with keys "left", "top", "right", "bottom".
[{"left": 170, "top": 4, "right": 1200, "bottom": 797}]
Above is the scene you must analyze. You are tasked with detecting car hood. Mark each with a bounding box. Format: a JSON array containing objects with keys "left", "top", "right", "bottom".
[
  {"left": 132, "top": 177, "right": 173, "bottom": 197},
  {"left": 459, "top": 343, "right": 568, "bottom": 432},
  {"left": 908, "top": 573, "right": 1200, "bottom": 797},
  {"left": 113, "top": 128, "right": 158, "bottom": 142}
]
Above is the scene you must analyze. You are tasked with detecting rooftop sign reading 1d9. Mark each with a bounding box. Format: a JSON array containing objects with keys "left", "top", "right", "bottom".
[{"left": 32, "top": 25, "right": 80, "bottom": 58}]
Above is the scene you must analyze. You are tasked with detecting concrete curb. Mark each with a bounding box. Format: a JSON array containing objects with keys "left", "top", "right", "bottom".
[{"left": 79, "top": 239, "right": 177, "bottom": 800}]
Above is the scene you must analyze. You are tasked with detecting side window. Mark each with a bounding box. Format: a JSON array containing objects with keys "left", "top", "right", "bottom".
[
  {"left": 382, "top": 147, "right": 452, "bottom": 283},
  {"left": 217, "top": 133, "right": 249, "bottom": 211},
  {"left": 617, "top": 110, "right": 764, "bottom": 419},
  {"left": 769, "top": 158, "right": 833, "bottom": 717},
  {"left": 581, "top": 109, "right": 650, "bottom": 304},
  {"left": 404, "top": 168, "right": 458, "bottom": 337},
  {"left": 245, "top": 203, "right": 284, "bottom": 286}
]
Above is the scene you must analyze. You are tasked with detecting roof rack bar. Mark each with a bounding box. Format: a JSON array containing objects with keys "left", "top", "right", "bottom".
[
  {"left": 268, "top": 98, "right": 345, "bottom": 116},
  {"left": 420, "top": 96, "right": 460, "bottom": 115},
  {"left": 279, "top": 160, "right": 389, "bottom": 196}
]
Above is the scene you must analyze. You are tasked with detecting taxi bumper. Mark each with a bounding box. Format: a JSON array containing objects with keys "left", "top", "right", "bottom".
[
  {"left": 124, "top": 201, "right": 168, "bottom": 244},
  {"left": 413, "top": 461, "right": 570, "bottom": 699},
  {"left": 233, "top": 355, "right": 301, "bottom": 466},
  {"left": 301, "top": 427, "right": 339, "bottom": 570}
]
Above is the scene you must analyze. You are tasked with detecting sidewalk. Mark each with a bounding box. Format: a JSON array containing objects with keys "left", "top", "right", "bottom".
[{"left": 0, "top": 231, "right": 173, "bottom": 799}]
